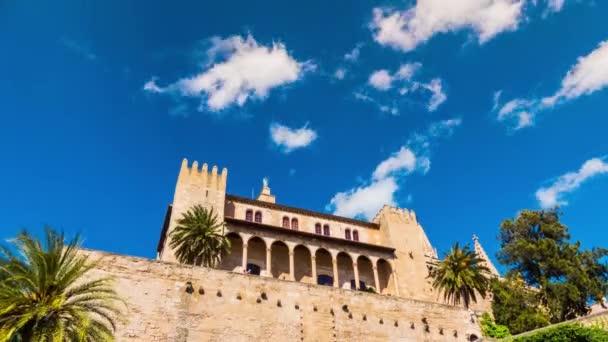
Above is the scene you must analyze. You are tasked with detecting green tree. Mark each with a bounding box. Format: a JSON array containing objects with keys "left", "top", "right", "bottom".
[
  {"left": 490, "top": 276, "right": 550, "bottom": 334},
  {"left": 497, "top": 208, "right": 608, "bottom": 323},
  {"left": 0, "top": 228, "right": 123, "bottom": 341},
  {"left": 429, "top": 243, "right": 490, "bottom": 309},
  {"left": 479, "top": 312, "right": 511, "bottom": 339},
  {"left": 169, "top": 205, "right": 231, "bottom": 267}
]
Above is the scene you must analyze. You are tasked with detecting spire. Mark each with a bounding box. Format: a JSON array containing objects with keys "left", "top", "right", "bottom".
[
  {"left": 256, "top": 177, "right": 276, "bottom": 203},
  {"left": 473, "top": 235, "right": 500, "bottom": 277}
]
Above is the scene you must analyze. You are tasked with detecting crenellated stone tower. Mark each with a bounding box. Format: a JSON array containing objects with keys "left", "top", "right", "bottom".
[
  {"left": 159, "top": 159, "right": 228, "bottom": 263},
  {"left": 372, "top": 205, "right": 438, "bottom": 302}
]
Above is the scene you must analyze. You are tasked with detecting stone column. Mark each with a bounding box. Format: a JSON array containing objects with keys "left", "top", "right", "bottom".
[
  {"left": 266, "top": 248, "right": 272, "bottom": 277},
  {"left": 353, "top": 261, "right": 360, "bottom": 290},
  {"left": 242, "top": 243, "right": 248, "bottom": 272},
  {"left": 373, "top": 266, "right": 380, "bottom": 293},
  {"left": 289, "top": 250, "right": 295, "bottom": 281},
  {"left": 332, "top": 257, "right": 339, "bottom": 288},
  {"left": 311, "top": 255, "right": 317, "bottom": 284}
]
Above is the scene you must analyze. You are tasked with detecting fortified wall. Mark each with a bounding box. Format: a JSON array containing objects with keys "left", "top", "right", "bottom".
[{"left": 85, "top": 249, "right": 483, "bottom": 342}]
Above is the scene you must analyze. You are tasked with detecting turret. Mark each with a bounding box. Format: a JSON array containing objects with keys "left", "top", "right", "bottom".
[{"left": 158, "top": 158, "right": 228, "bottom": 262}]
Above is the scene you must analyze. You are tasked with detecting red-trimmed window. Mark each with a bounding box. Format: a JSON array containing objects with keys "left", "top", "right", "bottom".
[
  {"left": 323, "top": 224, "right": 330, "bottom": 236},
  {"left": 254, "top": 211, "right": 262, "bottom": 223},
  {"left": 245, "top": 210, "right": 253, "bottom": 222},
  {"left": 352, "top": 230, "right": 359, "bottom": 242},
  {"left": 282, "top": 216, "right": 290, "bottom": 228},
  {"left": 291, "top": 218, "right": 299, "bottom": 230},
  {"left": 315, "top": 223, "right": 322, "bottom": 234},
  {"left": 345, "top": 229, "right": 351, "bottom": 240}
]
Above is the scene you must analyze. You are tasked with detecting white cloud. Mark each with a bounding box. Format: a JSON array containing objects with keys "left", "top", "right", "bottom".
[
  {"left": 536, "top": 158, "right": 608, "bottom": 208},
  {"left": 543, "top": 40, "right": 608, "bottom": 106},
  {"left": 420, "top": 78, "right": 447, "bottom": 111},
  {"left": 334, "top": 68, "right": 347, "bottom": 80},
  {"left": 371, "top": 1, "right": 524, "bottom": 52},
  {"left": 496, "top": 40, "right": 608, "bottom": 130},
  {"left": 330, "top": 177, "right": 399, "bottom": 220},
  {"left": 144, "top": 34, "right": 313, "bottom": 112},
  {"left": 270, "top": 123, "right": 318, "bottom": 153},
  {"left": 546, "top": 0, "right": 565, "bottom": 12},
  {"left": 373, "top": 147, "right": 419, "bottom": 180},
  {"left": 328, "top": 118, "right": 461, "bottom": 220},
  {"left": 344, "top": 43, "right": 363, "bottom": 62},
  {"left": 369, "top": 69, "right": 393, "bottom": 90},
  {"left": 396, "top": 63, "right": 421, "bottom": 81},
  {"left": 362, "top": 63, "right": 447, "bottom": 112}
]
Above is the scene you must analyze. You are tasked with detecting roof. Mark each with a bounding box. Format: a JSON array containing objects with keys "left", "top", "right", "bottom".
[
  {"left": 225, "top": 194, "right": 380, "bottom": 229},
  {"left": 225, "top": 217, "right": 395, "bottom": 255}
]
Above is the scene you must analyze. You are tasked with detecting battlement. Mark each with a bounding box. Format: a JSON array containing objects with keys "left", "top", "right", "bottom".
[
  {"left": 371, "top": 204, "right": 417, "bottom": 224},
  {"left": 177, "top": 158, "right": 228, "bottom": 192}
]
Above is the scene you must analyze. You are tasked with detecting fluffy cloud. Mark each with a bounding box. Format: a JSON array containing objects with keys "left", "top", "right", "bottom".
[
  {"left": 369, "top": 69, "right": 393, "bottom": 90},
  {"left": 496, "top": 40, "right": 608, "bottom": 130},
  {"left": 328, "top": 118, "right": 461, "bottom": 219},
  {"left": 144, "top": 34, "right": 313, "bottom": 112},
  {"left": 371, "top": 1, "right": 524, "bottom": 52},
  {"left": 536, "top": 158, "right": 608, "bottom": 208},
  {"left": 330, "top": 177, "right": 399, "bottom": 220},
  {"left": 373, "top": 147, "right": 421, "bottom": 180},
  {"left": 419, "top": 78, "right": 447, "bottom": 111},
  {"left": 270, "top": 123, "right": 318, "bottom": 153},
  {"left": 362, "top": 63, "right": 446, "bottom": 113}
]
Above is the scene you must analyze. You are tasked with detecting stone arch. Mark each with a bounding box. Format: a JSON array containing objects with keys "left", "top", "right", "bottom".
[
  {"left": 293, "top": 245, "right": 312, "bottom": 283},
  {"left": 271, "top": 241, "right": 290, "bottom": 280},
  {"left": 357, "top": 255, "right": 374, "bottom": 292},
  {"left": 246, "top": 236, "right": 266, "bottom": 276},
  {"left": 218, "top": 232, "right": 242, "bottom": 272},
  {"left": 377, "top": 258, "right": 394, "bottom": 295},
  {"left": 337, "top": 252, "right": 355, "bottom": 290},
  {"left": 315, "top": 248, "right": 333, "bottom": 286}
]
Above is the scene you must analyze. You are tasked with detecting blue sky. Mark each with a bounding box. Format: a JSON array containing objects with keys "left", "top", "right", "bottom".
[{"left": 1, "top": 0, "right": 608, "bottom": 269}]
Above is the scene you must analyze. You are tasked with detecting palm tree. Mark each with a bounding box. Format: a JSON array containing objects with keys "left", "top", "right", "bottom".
[
  {"left": 0, "top": 228, "right": 124, "bottom": 341},
  {"left": 429, "top": 242, "right": 490, "bottom": 309},
  {"left": 169, "top": 205, "right": 231, "bottom": 267}
]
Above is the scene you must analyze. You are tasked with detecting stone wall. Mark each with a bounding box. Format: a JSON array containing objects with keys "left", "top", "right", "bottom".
[{"left": 84, "top": 249, "right": 482, "bottom": 342}]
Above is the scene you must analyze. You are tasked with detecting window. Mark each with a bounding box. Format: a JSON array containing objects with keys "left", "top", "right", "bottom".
[
  {"left": 246, "top": 263, "right": 261, "bottom": 276},
  {"left": 323, "top": 224, "right": 330, "bottom": 236},
  {"left": 345, "top": 229, "right": 351, "bottom": 240},
  {"left": 317, "top": 274, "right": 333, "bottom": 286},
  {"left": 352, "top": 230, "right": 359, "bottom": 242},
  {"left": 282, "top": 216, "right": 290, "bottom": 228},
  {"left": 245, "top": 210, "right": 253, "bottom": 222},
  {"left": 254, "top": 211, "right": 262, "bottom": 223},
  {"left": 315, "top": 223, "right": 322, "bottom": 234},
  {"left": 291, "top": 218, "right": 298, "bottom": 230}
]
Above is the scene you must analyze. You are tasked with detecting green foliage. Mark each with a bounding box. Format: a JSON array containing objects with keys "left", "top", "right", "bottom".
[
  {"left": 480, "top": 312, "right": 511, "bottom": 338},
  {"left": 497, "top": 208, "right": 608, "bottom": 323},
  {"left": 490, "top": 277, "right": 551, "bottom": 334},
  {"left": 429, "top": 242, "right": 490, "bottom": 309},
  {"left": 170, "top": 205, "right": 231, "bottom": 267},
  {"left": 511, "top": 323, "right": 608, "bottom": 342},
  {"left": 0, "top": 228, "right": 124, "bottom": 341}
]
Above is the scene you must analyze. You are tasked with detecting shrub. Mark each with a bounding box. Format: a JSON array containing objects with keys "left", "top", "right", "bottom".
[
  {"left": 480, "top": 312, "right": 511, "bottom": 338},
  {"left": 513, "top": 323, "right": 608, "bottom": 342}
]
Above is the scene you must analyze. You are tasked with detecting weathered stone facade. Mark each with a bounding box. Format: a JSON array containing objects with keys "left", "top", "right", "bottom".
[
  {"left": 86, "top": 158, "right": 501, "bottom": 341},
  {"left": 86, "top": 249, "right": 483, "bottom": 341}
]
